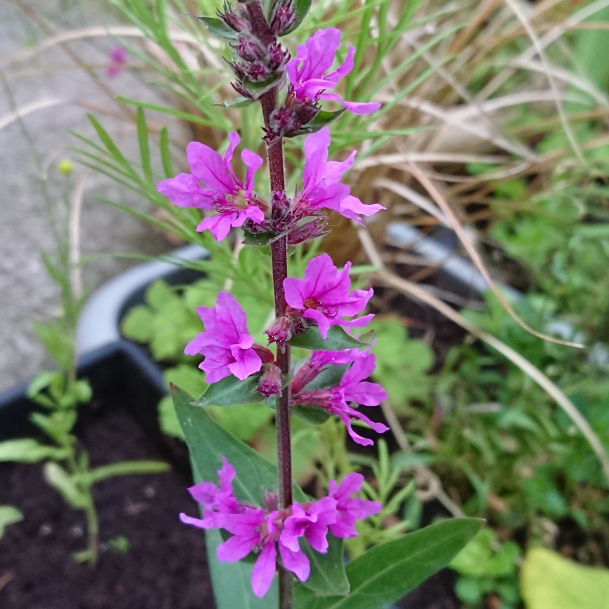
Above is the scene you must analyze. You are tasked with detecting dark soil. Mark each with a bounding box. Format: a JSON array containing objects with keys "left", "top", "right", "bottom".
[
  {"left": 0, "top": 401, "right": 216, "bottom": 609},
  {"left": 399, "top": 569, "right": 460, "bottom": 609}
]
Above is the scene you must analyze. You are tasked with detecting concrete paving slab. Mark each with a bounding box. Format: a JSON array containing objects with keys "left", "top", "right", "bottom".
[{"left": 0, "top": 0, "right": 191, "bottom": 391}]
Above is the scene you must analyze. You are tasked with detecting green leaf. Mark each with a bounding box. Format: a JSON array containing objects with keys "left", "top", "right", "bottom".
[
  {"left": 27, "top": 371, "right": 58, "bottom": 398},
  {"left": 279, "top": 0, "right": 311, "bottom": 35},
  {"left": 193, "top": 375, "right": 264, "bottom": 407},
  {"left": 521, "top": 548, "right": 609, "bottom": 609},
  {"left": 293, "top": 405, "right": 331, "bottom": 425},
  {"left": 243, "top": 231, "right": 277, "bottom": 246},
  {"left": 289, "top": 326, "right": 368, "bottom": 351},
  {"left": 286, "top": 109, "right": 346, "bottom": 137},
  {"left": 192, "top": 15, "right": 238, "bottom": 40},
  {"left": 215, "top": 97, "right": 256, "bottom": 109},
  {"left": 89, "top": 460, "right": 170, "bottom": 484},
  {"left": 241, "top": 71, "right": 284, "bottom": 99},
  {"left": 0, "top": 439, "right": 69, "bottom": 463},
  {"left": 294, "top": 518, "right": 483, "bottom": 609},
  {"left": 159, "top": 126, "right": 174, "bottom": 178},
  {"left": 136, "top": 107, "right": 153, "bottom": 183},
  {"left": 121, "top": 305, "right": 155, "bottom": 342},
  {"left": 43, "top": 462, "right": 89, "bottom": 510},
  {"left": 0, "top": 506, "right": 24, "bottom": 540},
  {"left": 173, "top": 386, "right": 349, "bottom": 596}
]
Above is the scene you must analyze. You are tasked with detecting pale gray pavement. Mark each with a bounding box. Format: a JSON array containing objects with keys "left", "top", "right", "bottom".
[{"left": 0, "top": 0, "right": 189, "bottom": 391}]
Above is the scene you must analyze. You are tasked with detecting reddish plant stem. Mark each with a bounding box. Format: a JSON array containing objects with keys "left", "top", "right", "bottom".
[
  {"left": 261, "top": 88, "right": 293, "bottom": 609},
  {"left": 261, "top": 89, "right": 292, "bottom": 510},
  {"left": 247, "top": 5, "right": 293, "bottom": 603}
]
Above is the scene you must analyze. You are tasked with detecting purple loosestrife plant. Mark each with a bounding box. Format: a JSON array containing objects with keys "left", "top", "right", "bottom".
[{"left": 160, "top": 2, "right": 481, "bottom": 606}]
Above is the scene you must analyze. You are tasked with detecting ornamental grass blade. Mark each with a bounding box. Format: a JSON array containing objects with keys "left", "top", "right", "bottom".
[
  {"left": 294, "top": 518, "right": 483, "bottom": 609},
  {"left": 172, "top": 386, "right": 349, "bottom": 596}
]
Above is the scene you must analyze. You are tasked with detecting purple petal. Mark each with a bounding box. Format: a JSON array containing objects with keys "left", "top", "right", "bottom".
[
  {"left": 332, "top": 408, "right": 375, "bottom": 446},
  {"left": 342, "top": 352, "right": 376, "bottom": 386},
  {"left": 187, "top": 480, "right": 220, "bottom": 506},
  {"left": 218, "top": 455, "right": 236, "bottom": 493},
  {"left": 325, "top": 45, "right": 355, "bottom": 82},
  {"left": 179, "top": 512, "right": 213, "bottom": 529},
  {"left": 216, "top": 292, "right": 249, "bottom": 339},
  {"left": 187, "top": 142, "right": 236, "bottom": 194},
  {"left": 241, "top": 149, "right": 264, "bottom": 193},
  {"left": 331, "top": 472, "right": 364, "bottom": 500},
  {"left": 339, "top": 195, "right": 385, "bottom": 223},
  {"left": 252, "top": 542, "right": 277, "bottom": 598},
  {"left": 224, "top": 132, "right": 241, "bottom": 167},
  {"left": 200, "top": 361, "right": 232, "bottom": 384},
  {"left": 321, "top": 151, "right": 356, "bottom": 186},
  {"left": 243, "top": 204, "right": 265, "bottom": 224},
  {"left": 303, "top": 309, "right": 331, "bottom": 339},
  {"left": 303, "top": 127, "right": 330, "bottom": 191},
  {"left": 319, "top": 92, "right": 381, "bottom": 115},
  {"left": 344, "top": 381, "right": 388, "bottom": 406},
  {"left": 157, "top": 174, "right": 213, "bottom": 209},
  {"left": 297, "top": 28, "right": 341, "bottom": 82},
  {"left": 308, "top": 183, "right": 351, "bottom": 213},
  {"left": 228, "top": 347, "right": 262, "bottom": 380},
  {"left": 278, "top": 542, "right": 310, "bottom": 582},
  {"left": 329, "top": 518, "right": 358, "bottom": 538},
  {"left": 198, "top": 213, "right": 236, "bottom": 241},
  {"left": 217, "top": 533, "right": 258, "bottom": 562}
]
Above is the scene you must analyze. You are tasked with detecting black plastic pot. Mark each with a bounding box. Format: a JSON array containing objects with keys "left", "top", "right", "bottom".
[{"left": 0, "top": 341, "right": 165, "bottom": 443}]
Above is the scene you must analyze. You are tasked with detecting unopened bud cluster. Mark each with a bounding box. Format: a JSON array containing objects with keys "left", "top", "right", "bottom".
[{"left": 219, "top": 0, "right": 292, "bottom": 100}]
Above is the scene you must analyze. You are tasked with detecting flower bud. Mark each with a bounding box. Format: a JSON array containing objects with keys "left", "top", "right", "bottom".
[
  {"left": 265, "top": 316, "right": 293, "bottom": 344},
  {"left": 258, "top": 364, "right": 283, "bottom": 397},
  {"left": 270, "top": 0, "right": 296, "bottom": 36},
  {"left": 252, "top": 344, "right": 275, "bottom": 364},
  {"left": 287, "top": 218, "right": 328, "bottom": 245}
]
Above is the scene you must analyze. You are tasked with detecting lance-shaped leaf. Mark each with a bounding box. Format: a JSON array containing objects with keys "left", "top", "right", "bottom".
[
  {"left": 289, "top": 326, "right": 368, "bottom": 351},
  {"left": 242, "top": 231, "right": 278, "bottom": 247},
  {"left": 193, "top": 375, "right": 264, "bottom": 407},
  {"left": 286, "top": 109, "right": 346, "bottom": 138},
  {"left": 173, "top": 386, "right": 350, "bottom": 596},
  {"left": 191, "top": 15, "right": 238, "bottom": 40},
  {"left": 241, "top": 71, "right": 285, "bottom": 99},
  {"left": 294, "top": 518, "right": 483, "bottom": 609}
]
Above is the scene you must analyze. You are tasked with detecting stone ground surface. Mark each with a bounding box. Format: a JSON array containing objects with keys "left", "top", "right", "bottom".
[{"left": 0, "top": 0, "right": 190, "bottom": 392}]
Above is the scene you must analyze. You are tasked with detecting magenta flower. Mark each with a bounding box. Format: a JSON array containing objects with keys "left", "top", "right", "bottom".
[
  {"left": 185, "top": 291, "right": 262, "bottom": 383},
  {"left": 286, "top": 28, "right": 381, "bottom": 115},
  {"left": 281, "top": 497, "right": 337, "bottom": 554},
  {"left": 290, "top": 127, "right": 384, "bottom": 224},
  {"left": 329, "top": 473, "right": 382, "bottom": 537},
  {"left": 179, "top": 456, "right": 241, "bottom": 529},
  {"left": 106, "top": 46, "right": 127, "bottom": 77},
  {"left": 291, "top": 348, "right": 360, "bottom": 394},
  {"left": 157, "top": 132, "right": 265, "bottom": 241},
  {"left": 284, "top": 253, "right": 374, "bottom": 339},
  {"left": 219, "top": 508, "right": 310, "bottom": 598},
  {"left": 180, "top": 458, "right": 381, "bottom": 598},
  {"left": 293, "top": 351, "right": 389, "bottom": 446}
]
